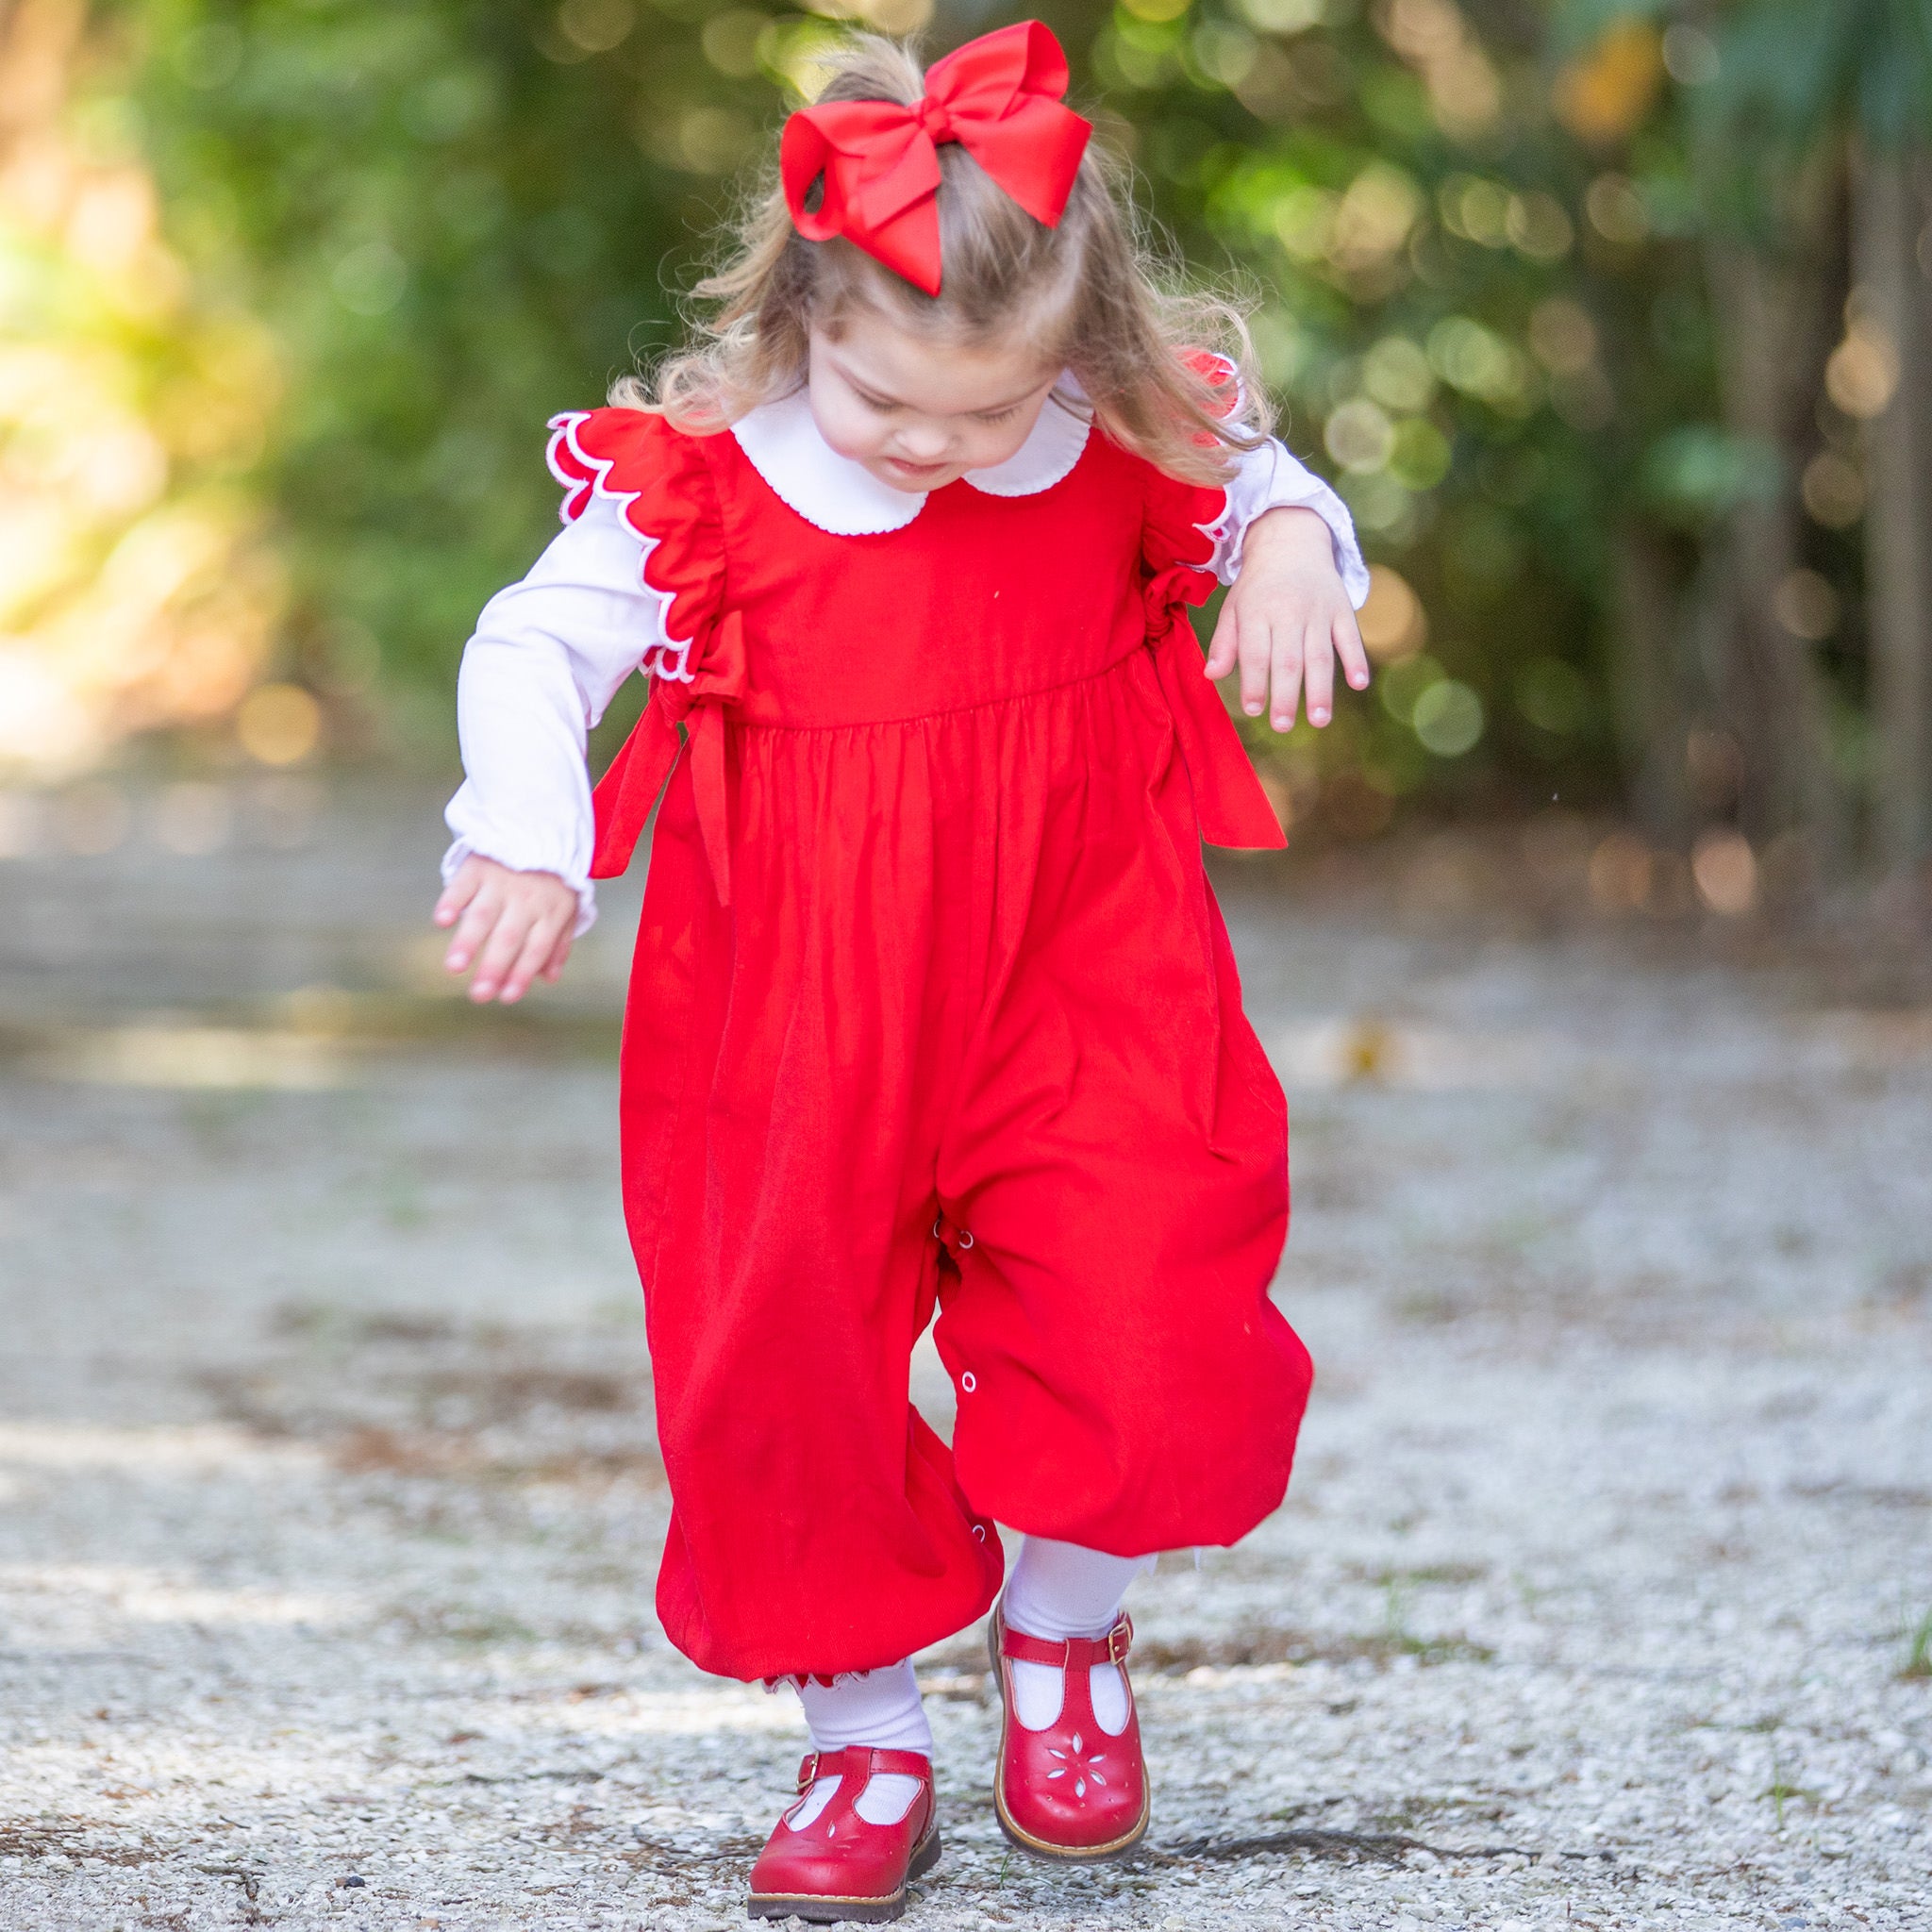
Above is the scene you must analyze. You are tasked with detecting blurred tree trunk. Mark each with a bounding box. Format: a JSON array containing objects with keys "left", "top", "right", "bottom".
[
  {"left": 1855, "top": 142, "right": 1932, "bottom": 875},
  {"left": 1701, "top": 200, "right": 1845, "bottom": 859},
  {"left": 1611, "top": 525, "right": 1691, "bottom": 844}
]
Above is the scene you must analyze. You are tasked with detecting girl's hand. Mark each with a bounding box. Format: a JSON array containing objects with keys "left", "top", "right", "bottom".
[
  {"left": 1204, "top": 506, "right": 1370, "bottom": 731},
  {"left": 434, "top": 856, "right": 578, "bottom": 1004}
]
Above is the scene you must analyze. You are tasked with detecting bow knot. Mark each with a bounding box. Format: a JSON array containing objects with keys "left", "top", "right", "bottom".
[
  {"left": 911, "top": 95, "right": 956, "bottom": 143},
  {"left": 780, "top": 21, "right": 1092, "bottom": 296},
  {"left": 1142, "top": 560, "right": 1215, "bottom": 641}
]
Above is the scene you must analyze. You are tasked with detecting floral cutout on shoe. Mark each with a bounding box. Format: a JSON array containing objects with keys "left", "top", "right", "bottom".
[{"left": 1045, "top": 1729, "right": 1112, "bottom": 1799}]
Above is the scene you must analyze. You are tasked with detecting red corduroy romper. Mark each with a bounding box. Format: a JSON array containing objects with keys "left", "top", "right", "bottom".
[{"left": 549, "top": 404, "right": 1312, "bottom": 1684}]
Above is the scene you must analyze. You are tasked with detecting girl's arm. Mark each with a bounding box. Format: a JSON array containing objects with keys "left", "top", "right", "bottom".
[
  {"left": 1204, "top": 441, "right": 1371, "bottom": 733},
  {"left": 1213, "top": 440, "right": 1371, "bottom": 603},
  {"left": 435, "top": 495, "right": 656, "bottom": 1003}
]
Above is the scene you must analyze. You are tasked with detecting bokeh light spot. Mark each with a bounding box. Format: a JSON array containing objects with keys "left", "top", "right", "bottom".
[
  {"left": 1691, "top": 830, "right": 1757, "bottom": 916},
  {"left": 332, "top": 242, "right": 408, "bottom": 317},
  {"left": 701, "top": 9, "right": 769, "bottom": 78},
  {"left": 1507, "top": 192, "right": 1574, "bottom": 261},
  {"left": 1411, "top": 677, "right": 1484, "bottom": 756},
  {"left": 1358, "top": 565, "right": 1428, "bottom": 662},
  {"left": 1389, "top": 418, "right": 1452, "bottom": 491},
  {"left": 1585, "top": 174, "right": 1649, "bottom": 244},
  {"left": 1554, "top": 20, "right": 1663, "bottom": 144},
  {"left": 1773, "top": 570, "right": 1840, "bottom": 642},
  {"left": 558, "top": 0, "right": 634, "bottom": 53},
  {"left": 1825, "top": 323, "right": 1900, "bottom": 419},
  {"left": 237, "top": 685, "right": 322, "bottom": 767},
  {"left": 1801, "top": 452, "right": 1865, "bottom": 529},
  {"left": 1325, "top": 397, "right": 1397, "bottom": 473},
  {"left": 1589, "top": 832, "right": 1651, "bottom": 911},
  {"left": 1379, "top": 650, "right": 1444, "bottom": 722},
  {"left": 1528, "top": 297, "right": 1598, "bottom": 376},
  {"left": 1660, "top": 25, "right": 1720, "bottom": 87},
  {"left": 1363, "top": 335, "right": 1436, "bottom": 412},
  {"left": 1238, "top": 0, "right": 1325, "bottom": 26}
]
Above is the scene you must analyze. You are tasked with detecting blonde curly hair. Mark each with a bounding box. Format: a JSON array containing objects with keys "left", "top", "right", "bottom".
[{"left": 612, "top": 33, "right": 1271, "bottom": 486}]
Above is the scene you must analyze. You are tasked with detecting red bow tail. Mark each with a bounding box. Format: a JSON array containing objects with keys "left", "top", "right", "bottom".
[
  {"left": 1145, "top": 571, "right": 1287, "bottom": 852},
  {"left": 780, "top": 21, "right": 1092, "bottom": 295},
  {"left": 590, "top": 610, "right": 746, "bottom": 903},
  {"left": 590, "top": 700, "right": 680, "bottom": 881}
]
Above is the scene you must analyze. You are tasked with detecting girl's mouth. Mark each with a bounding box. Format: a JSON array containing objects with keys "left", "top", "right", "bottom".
[{"left": 882, "top": 456, "right": 954, "bottom": 483}]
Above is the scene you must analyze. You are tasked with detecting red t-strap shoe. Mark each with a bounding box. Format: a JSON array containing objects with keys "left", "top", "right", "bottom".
[
  {"left": 747, "top": 1745, "right": 941, "bottom": 1924},
  {"left": 988, "top": 1604, "right": 1150, "bottom": 1860}
]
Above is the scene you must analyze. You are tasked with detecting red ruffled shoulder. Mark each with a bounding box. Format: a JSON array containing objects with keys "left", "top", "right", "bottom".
[
  {"left": 1135, "top": 347, "right": 1241, "bottom": 587},
  {"left": 1179, "top": 346, "right": 1241, "bottom": 418},
  {"left": 545, "top": 408, "right": 724, "bottom": 683},
  {"left": 1140, "top": 467, "right": 1226, "bottom": 595}
]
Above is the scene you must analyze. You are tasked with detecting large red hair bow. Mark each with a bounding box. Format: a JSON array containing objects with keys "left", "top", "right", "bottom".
[{"left": 780, "top": 21, "right": 1092, "bottom": 296}]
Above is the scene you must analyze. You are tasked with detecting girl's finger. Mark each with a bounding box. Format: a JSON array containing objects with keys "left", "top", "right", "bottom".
[
  {"left": 1268, "top": 618, "right": 1305, "bottom": 731},
  {"left": 541, "top": 927, "right": 575, "bottom": 984},
  {"left": 1204, "top": 601, "right": 1240, "bottom": 680},
  {"left": 1237, "top": 609, "right": 1272, "bottom": 718},
  {"left": 1335, "top": 607, "right": 1372, "bottom": 691},
  {"left": 498, "top": 910, "right": 565, "bottom": 1006},
  {"left": 444, "top": 886, "right": 503, "bottom": 973},
  {"left": 1304, "top": 621, "right": 1337, "bottom": 728},
  {"left": 469, "top": 903, "right": 533, "bottom": 1002},
  {"left": 433, "top": 863, "right": 484, "bottom": 928}
]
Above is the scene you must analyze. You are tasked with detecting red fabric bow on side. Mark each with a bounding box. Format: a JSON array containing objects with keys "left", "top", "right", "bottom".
[
  {"left": 1143, "top": 565, "right": 1289, "bottom": 852},
  {"left": 780, "top": 20, "right": 1092, "bottom": 295},
  {"left": 591, "top": 610, "right": 747, "bottom": 905}
]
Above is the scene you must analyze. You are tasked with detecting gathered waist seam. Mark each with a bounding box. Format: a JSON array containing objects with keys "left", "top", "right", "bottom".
[{"left": 724, "top": 640, "right": 1157, "bottom": 738}]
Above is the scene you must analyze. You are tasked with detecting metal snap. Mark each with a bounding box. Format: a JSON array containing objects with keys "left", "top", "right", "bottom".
[
  {"left": 958, "top": 1230, "right": 974, "bottom": 1249},
  {"left": 972, "top": 1524, "right": 987, "bottom": 1542},
  {"left": 960, "top": 1371, "right": 977, "bottom": 1392}
]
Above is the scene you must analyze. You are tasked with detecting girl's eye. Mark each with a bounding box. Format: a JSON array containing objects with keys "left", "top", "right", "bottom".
[{"left": 974, "top": 406, "right": 1021, "bottom": 425}]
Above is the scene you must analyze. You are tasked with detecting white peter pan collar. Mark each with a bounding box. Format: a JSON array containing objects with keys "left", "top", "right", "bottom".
[{"left": 730, "top": 381, "right": 1092, "bottom": 537}]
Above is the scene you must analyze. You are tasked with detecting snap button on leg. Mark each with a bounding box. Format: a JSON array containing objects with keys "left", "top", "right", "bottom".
[
  {"left": 959, "top": 1371, "right": 977, "bottom": 1393},
  {"left": 958, "top": 1230, "right": 974, "bottom": 1249}
]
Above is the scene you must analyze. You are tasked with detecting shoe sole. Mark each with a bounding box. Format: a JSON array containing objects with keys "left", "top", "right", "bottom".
[
  {"left": 746, "top": 1825, "right": 941, "bottom": 1924},
  {"left": 986, "top": 1612, "right": 1151, "bottom": 1864}
]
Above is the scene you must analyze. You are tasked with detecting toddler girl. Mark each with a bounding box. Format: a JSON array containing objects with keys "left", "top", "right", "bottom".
[{"left": 435, "top": 22, "right": 1367, "bottom": 1923}]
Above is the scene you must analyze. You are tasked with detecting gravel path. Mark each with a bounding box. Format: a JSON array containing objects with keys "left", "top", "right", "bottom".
[{"left": 1, "top": 780, "right": 1927, "bottom": 1931}]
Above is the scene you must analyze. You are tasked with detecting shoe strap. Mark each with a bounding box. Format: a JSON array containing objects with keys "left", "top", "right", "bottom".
[
  {"left": 795, "top": 1745, "right": 933, "bottom": 1791},
  {"left": 998, "top": 1608, "right": 1134, "bottom": 1670}
]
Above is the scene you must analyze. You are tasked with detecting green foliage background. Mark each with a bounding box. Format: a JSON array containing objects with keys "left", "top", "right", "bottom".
[{"left": 101, "top": 0, "right": 1932, "bottom": 841}]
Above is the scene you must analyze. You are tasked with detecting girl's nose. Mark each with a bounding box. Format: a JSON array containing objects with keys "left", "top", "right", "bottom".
[{"left": 895, "top": 422, "right": 951, "bottom": 461}]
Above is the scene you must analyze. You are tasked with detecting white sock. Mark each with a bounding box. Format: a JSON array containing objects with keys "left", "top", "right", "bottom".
[
  {"left": 1002, "top": 1536, "right": 1151, "bottom": 1738},
  {"left": 790, "top": 1662, "right": 930, "bottom": 1827}
]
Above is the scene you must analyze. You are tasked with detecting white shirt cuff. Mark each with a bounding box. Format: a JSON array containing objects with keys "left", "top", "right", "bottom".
[{"left": 1219, "top": 441, "right": 1371, "bottom": 608}]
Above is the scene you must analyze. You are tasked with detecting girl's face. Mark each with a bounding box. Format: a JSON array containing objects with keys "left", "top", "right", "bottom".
[{"left": 808, "top": 308, "right": 1061, "bottom": 493}]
